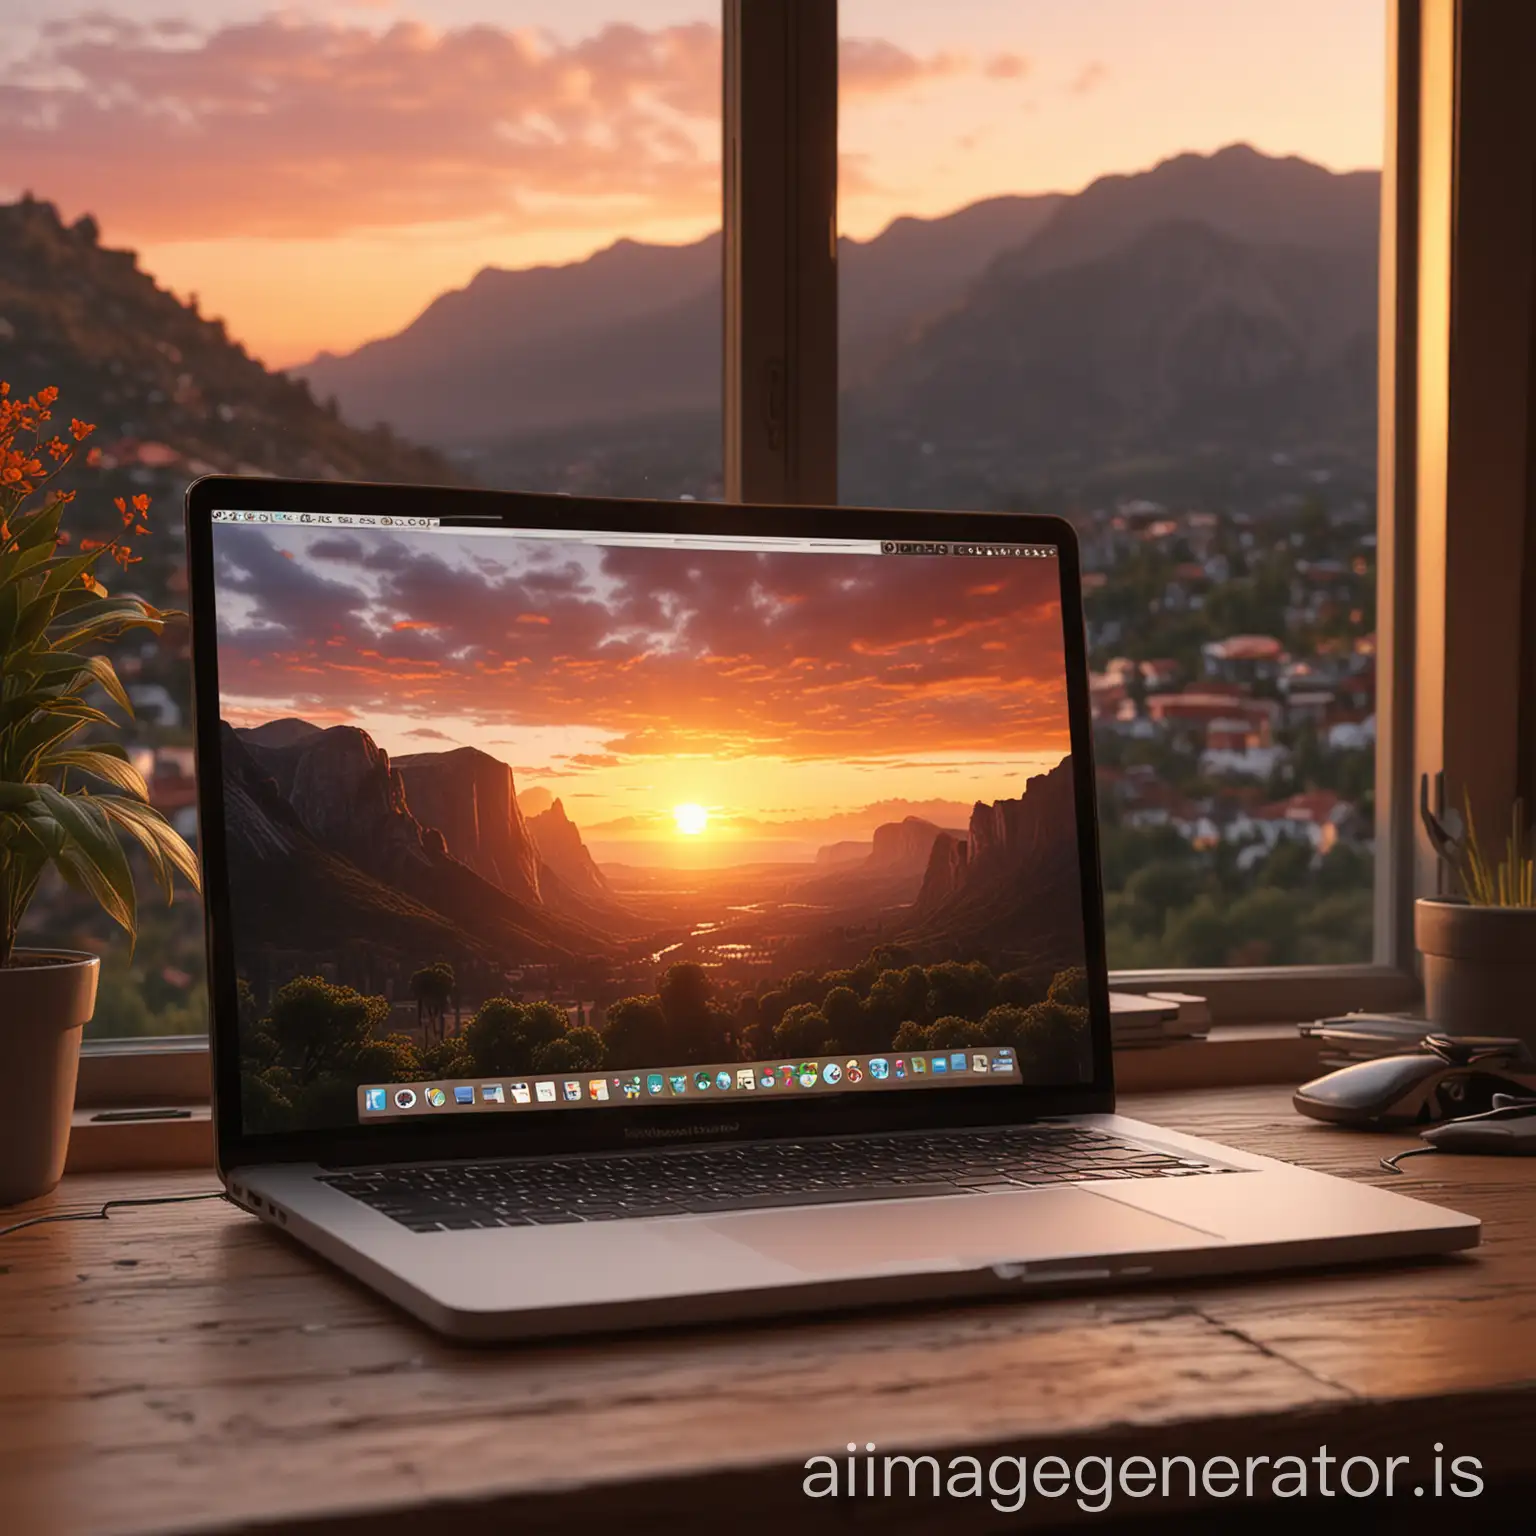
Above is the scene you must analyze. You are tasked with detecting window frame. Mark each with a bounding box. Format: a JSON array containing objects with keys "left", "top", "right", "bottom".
[{"left": 84, "top": 0, "right": 1525, "bottom": 1108}]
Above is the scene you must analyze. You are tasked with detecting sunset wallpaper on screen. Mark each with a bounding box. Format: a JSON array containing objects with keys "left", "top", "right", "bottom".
[{"left": 215, "top": 525, "right": 1093, "bottom": 1130}]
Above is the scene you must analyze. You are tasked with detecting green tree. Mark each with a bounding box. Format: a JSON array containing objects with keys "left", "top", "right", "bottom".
[
  {"left": 773, "top": 1003, "right": 831, "bottom": 1057},
  {"left": 924, "top": 960, "right": 996, "bottom": 1022},
  {"left": 820, "top": 986, "right": 868, "bottom": 1051},
  {"left": 866, "top": 966, "right": 930, "bottom": 1031},
  {"left": 258, "top": 977, "right": 391, "bottom": 1081},
  {"left": 408, "top": 961, "right": 456, "bottom": 1044},
  {"left": 533, "top": 1027, "right": 604, "bottom": 1073},
  {"left": 602, "top": 996, "right": 671, "bottom": 1069},
  {"left": 1012, "top": 1000, "right": 1091, "bottom": 1082},
  {"left": 461, "top": 997, "right": 563, "bottom": 1075},
  {"left": 927, "top": 1016, "right": 989, "bottom": 1049}
]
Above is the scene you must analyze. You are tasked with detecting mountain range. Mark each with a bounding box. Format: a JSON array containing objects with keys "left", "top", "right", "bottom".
[
  {"left": 224, "top": 722, "right": 628, "bottom": 991},
  {"left": 0, "top": 197, "right": 458, "bottom": 489},
  {"left": 292, "top": 143, "right": 1381, "bottom": 509},
  {"left": 903, "top": 756, "right": 1084, "bottom": 969}
]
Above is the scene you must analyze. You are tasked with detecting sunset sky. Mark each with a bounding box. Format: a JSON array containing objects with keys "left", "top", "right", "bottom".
[
  {"left": 212, "top": 526, "right": 1073, "bottom": 861},
  {"left": 1, "top": 1, "right": 1385, "bottom": 366}
]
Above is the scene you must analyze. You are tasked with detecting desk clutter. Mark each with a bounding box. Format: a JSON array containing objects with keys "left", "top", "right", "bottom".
[
  {"left": 1108, "top": 990, "right": 1211, "bottom": 1050},
  {"left": 1293, "top": 1026, "right": 1536, "bottom": 1147}
]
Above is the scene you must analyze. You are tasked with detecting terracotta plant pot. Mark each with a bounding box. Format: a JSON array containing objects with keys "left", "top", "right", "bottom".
[
  {"left": 1415, "top": 898, "right": 1536, "bottom": 1047},
  {"left": 0, "top": 950, "right": 100, "bottom": 1207}
]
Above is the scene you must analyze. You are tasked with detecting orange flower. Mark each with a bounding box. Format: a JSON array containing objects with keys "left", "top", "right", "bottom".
[
  {"left": 78, "top": 537, "right": 108, "bottom": 551},
  {"left": 131, "top": 493, "right": 149, "bottom": 514},
  {"left": 69, "top": 417, "right": 94, "bottom": 441}
]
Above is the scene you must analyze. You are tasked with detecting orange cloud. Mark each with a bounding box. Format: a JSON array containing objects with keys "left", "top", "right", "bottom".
[
  {"left": 5, "top": 15, "right": 1018, "bottom": 245},
  {"left": 212, "top": 531, "right": 1073, "bottom": 763},
  {"left": 5, "top": 14, "right": 722, "bottom": 241}
]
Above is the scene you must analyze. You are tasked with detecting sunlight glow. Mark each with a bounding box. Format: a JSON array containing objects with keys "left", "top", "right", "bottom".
[{"left": 673, "top": 803, "right": 709, "bottom": 836}]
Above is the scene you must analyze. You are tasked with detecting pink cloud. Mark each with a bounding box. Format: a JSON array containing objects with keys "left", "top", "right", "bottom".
[
  {"left": 985, "top": 53, "right": 1031, "bottom": 82},
  {"left": 4, "top": 15, "right": 1017, "bottom": 244},
  {"left": 1070, "top": 61, "right": 1109, "bottom": 96},
  {"left": 3, "top": 14, "right": 723, "bottom": 240}
]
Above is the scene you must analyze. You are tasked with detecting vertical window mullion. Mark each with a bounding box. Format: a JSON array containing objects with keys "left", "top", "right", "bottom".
[{"left": 723, "top": 0, "right": 838, "bottom": 506}]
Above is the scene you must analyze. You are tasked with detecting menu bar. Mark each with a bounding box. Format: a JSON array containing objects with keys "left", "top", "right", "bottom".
[{"left": 356, "top": 1045, "right": 1020, "bottom": 1121}]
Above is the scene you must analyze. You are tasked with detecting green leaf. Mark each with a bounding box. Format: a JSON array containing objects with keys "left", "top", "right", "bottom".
[
  {"left": 49, "top": 604, "right": 166, "bottom": 650},
  {"left": 10, "top": 586, "right": 59, "bottom": 652},
  {"left": 43, "top": 747, "right": 150, "bottom": 801},
  {"left": 34, "top": 786, "right": 138, "bottom": 936},
  {"left": 0, "top": 583, "right": 18, "bottom": 653},
  {"left": 0, "top": 782, "right": 42, "bottom": 814},
  {"left": 4, "top": 709, "right": 91, "bottom": 782},
  {"left": 11, "top": 653, "right": 133, "bottom": 716},
  {"left": 0, "top": 538, "right": 55, "bottom": 589},
  {"left": 9, "top": 500, "right": 66, "bottom": 554},
  {"left": 98, "top": 795, "right": 202, "bottom": 894}
]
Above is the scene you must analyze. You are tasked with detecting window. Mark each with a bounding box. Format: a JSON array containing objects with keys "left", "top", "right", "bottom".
[
  {"left": 838, "top": 0, "right": 1389, "bottom": 973},
  {"left": 5, "top": 2, "right": 722, "bottom": 1040},
  {"left": 15, "top": 0, "right": 1490, "bottom": 1091}
]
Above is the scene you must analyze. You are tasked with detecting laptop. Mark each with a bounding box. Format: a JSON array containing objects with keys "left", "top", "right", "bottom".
[{"left": 186, "top": 476, "right": 1478, "bottom": 1341}]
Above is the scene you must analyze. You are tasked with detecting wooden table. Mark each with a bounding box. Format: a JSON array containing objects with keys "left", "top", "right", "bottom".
[{"left": 2, "top": 1087, "right": 1533, "bottom": 1535}]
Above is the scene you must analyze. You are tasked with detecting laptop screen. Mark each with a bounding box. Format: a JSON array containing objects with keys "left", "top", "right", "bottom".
[{"left": 207, "top": 509, "right": 1092, "bottom": 1135}]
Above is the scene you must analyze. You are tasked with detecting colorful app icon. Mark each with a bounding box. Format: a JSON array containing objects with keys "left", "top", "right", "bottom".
[
  {"left": 869, "top": 1058, "right": 889, "bottom": 1080},
  {"left": 950, "top": 1052, "right": 967, "bottom": 1072},
  {"left": 589, "top": 1078, "right": 610, "bottom": 1101},
  {"left": 990, "top": 1055, "right": 1012, "bottom": 1073},
  {"left": 716, "top": 1071, "right": 732, "bottom": 1091},
  {"left": 972, "top": 1053, "right": 990, "bottom": 1074},
  {"left": 695, "top": 1071, "right": 713, "bottom": 1091},
  {"left": 481, "top": 1083, "right": 505, "bottom": 1104},
  {"left": 364, "top": 1088, "right": 387, "bottom": 1112},
  {"left": 759, "top": 1070, "right": 775, "bottom": 1088},
  {"left": 510, "top": 1082, "right": 531, "bottom": 1104},
  {"left": 894, "top": 1059, "right": 906, "bottom": 1078},
  {"left": 621, "top": 1075, "right": 642, "bottom": 1099},
  {"left": 562, "top": 1080, "right": 581, "bottom": 1102},
  {"left": 821, "top": 1061, "right": 842, "bottom": 1086},
  {"left": 931, "top": 1055, "right": 948, "bottom": 1074},
  {"left": 426, "top": 1087, "right": 448, "bottom": 1107},
  {"left": 669, "top": 1075, "right": 688, "bottom": 1095},
  {"left": 736, "top": 1068, "right": 756, "bottom": 1091},
  {"left": 844, "top": 1063, "right": 864, "bottom": 1084},
  {"left": 453, "top": 1085, "right": 475, "bottom": 1105},
  {"left": 779, "top": 1064, "right": 797, "bottom": 1087},
  {"left": 535, "top": 1081, "right": 557, "bottom": 1102},
  {"left": 647, "top": 1073, "right": 665, "bottom": 1096},
  {"left": 797, "top": 1063, "right": 818, "bottom": 1088},
  {"left": 911, "top": 1055, "right": 926, "bottom": 1075}
]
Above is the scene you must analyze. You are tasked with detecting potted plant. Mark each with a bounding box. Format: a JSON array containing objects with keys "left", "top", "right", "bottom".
[
  {"left": 1417, "top": 772, "right": 1536, "bottom": 1046},
  {"left": 1, "top": 382, "right": 201, "bottom": 1206}
]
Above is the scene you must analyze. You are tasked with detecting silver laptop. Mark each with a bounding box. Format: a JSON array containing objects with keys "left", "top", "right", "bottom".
[{"left": 187, "top": 477, "right": 1477, "bottom": 1341}]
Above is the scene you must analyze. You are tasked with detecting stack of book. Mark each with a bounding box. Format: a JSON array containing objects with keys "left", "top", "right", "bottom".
[
  {"left": 1107, "top": 990, "right": 1212, "bottom": 1050},
  {"left": 1298, "top": 1012, "right": 1434, "bottom": 1069}
]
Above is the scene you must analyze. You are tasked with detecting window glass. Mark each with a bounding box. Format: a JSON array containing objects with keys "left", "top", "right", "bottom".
[
  {"left": 838, "top": 0, "right": 1386, "bottom": 968},
  {"left": 4, "top": 1, "right": 722, "bottom": 1036}
]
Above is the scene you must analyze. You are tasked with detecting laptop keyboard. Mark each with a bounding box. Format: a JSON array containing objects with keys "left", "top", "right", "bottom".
[{"left": 319, "top": 1125, "right": 1231, "bottom": 1233}]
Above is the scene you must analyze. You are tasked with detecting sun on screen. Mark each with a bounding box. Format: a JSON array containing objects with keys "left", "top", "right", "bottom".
[{"left": 673, "top": 803, "right": 709, "bottom": 836}]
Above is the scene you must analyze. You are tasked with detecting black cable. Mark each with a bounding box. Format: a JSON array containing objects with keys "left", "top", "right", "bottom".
[
  {"left": 1380, "top": 1146, "right": 1440, "bottom": 1174},
  {"left": 0, "top": 1190, "right": 228, "bottom": 1240}
]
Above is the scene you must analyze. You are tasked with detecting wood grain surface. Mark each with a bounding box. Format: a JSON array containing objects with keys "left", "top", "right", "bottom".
[{"left": 1, "top": 1087, "right": 1532, "bottom": 1536}]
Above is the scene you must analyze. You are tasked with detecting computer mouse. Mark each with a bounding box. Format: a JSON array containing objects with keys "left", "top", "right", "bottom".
[
  {"left": 1293, "top": 1052, "right": 1536, "bottom": 1129},
  {"left": 1421, "top": 1104, "right": 1536, "bottom": 1154}
]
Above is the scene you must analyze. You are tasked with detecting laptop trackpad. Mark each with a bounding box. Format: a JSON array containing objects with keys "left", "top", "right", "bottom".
[{"left": 703, "top": 1188, "right": 1213, "bottom": 1276}]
